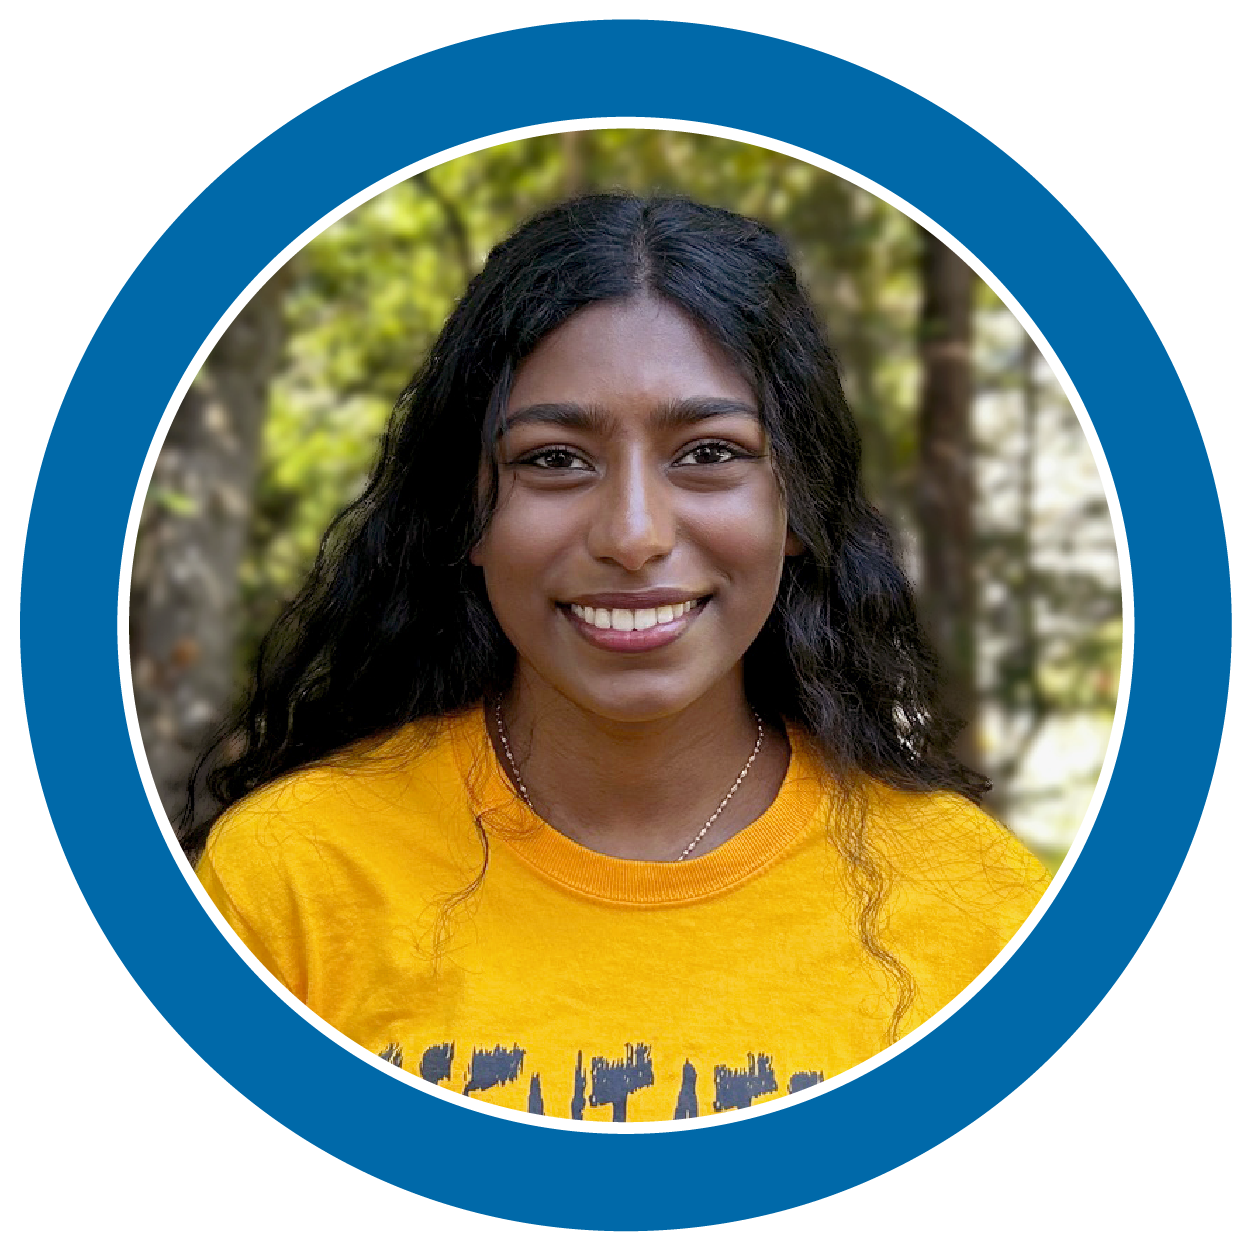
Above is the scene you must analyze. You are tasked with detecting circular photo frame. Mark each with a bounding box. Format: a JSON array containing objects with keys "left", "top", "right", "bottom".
[{"left": 21, "top": 20, "right": 1229, "bottom": 1231}]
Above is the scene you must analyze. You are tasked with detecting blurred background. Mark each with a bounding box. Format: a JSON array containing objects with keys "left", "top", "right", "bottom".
[{"left": 129, "top": 129, "right": 1122, "bottom": 871}]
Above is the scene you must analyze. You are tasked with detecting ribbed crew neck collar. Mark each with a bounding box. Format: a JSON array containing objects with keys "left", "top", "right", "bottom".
[{"left": 446, "top": 705, "right": 829, "bottom": 906}]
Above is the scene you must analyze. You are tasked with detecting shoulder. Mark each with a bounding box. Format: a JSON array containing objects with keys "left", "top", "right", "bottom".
[
  {"left": 862, "top": 781, "right": 1052, "bottom": 916},
  {"left": 198, "top": 706, "right": 485, "bottom": 884},
  {"left": 853, "top": 783, "right": 1052, "bottom": 1022},
  {"left": 196, "top": 707, "right": 489, "bottom": 992}
]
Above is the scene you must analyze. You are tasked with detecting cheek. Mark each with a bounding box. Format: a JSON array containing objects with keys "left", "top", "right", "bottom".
[
  {"left": 474, "top": 503, "right": 568, "bottom": 617},
  {"left": 696, "top": 489, "right": 790, "bottom": 586}
]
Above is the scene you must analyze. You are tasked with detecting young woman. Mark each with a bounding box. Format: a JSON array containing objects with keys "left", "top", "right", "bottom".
[{"left": 191, "top": 193, "right": 1049, "bottom": 1123}]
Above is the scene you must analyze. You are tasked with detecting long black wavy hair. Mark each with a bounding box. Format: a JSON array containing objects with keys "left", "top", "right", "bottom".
[{"left": 185, "top": 193, "right": 987, "bottom": 1025}]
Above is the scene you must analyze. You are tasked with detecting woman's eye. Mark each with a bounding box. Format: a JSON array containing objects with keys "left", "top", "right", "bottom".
[
  {"left": 675, "top": 442, "right": 739, "bottom": 467},
  {"left": 517, "top": 447, "right": 589, "bottom": 471}
]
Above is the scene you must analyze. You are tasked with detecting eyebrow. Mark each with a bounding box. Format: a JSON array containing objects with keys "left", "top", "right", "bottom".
[{"left": 501, "top": 396, "right": 760, "bottom": 435}]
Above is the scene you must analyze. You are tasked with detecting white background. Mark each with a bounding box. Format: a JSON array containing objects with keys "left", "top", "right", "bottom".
[{"left": 5, "top": 3, "right": 1247, "bottom": 1245}]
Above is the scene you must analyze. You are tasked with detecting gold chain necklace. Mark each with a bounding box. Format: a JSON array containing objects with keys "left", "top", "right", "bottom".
[{"left": 493, "top": 699, "right": 765, "bottom": 862}]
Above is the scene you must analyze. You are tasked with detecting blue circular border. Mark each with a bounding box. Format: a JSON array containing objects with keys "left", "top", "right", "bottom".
[{"left": 21, "top": 20, "right": 1230, "bottom": 1231}]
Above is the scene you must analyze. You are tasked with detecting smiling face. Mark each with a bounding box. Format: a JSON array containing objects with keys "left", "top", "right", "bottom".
[{"left": 471, "top": 294, "right": 799, "bottom": 725}]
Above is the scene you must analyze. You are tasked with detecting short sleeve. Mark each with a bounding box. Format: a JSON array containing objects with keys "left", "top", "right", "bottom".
[
  {"left": 867, "top": 786, "right": 1054, "bottom": 1022},
  {"left": 195, "top": 802, "right": 313, "bottom": 1000}
]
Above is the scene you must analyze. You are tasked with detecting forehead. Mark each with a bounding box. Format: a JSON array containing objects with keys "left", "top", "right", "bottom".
[{"left": 506, "top": 296, "right": 756, "bottom": 413}]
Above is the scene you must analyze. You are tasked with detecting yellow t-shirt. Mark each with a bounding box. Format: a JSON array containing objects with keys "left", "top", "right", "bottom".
[{"left": 197, "top": 706, "right": 1050, "bottom": 1122}]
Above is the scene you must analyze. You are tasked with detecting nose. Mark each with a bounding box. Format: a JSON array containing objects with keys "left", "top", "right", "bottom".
[{"left": 586, "top": 452, "right": 676, "bottom": 571}]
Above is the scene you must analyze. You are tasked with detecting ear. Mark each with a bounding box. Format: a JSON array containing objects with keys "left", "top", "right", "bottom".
[
  {"left": 785, "top": 530, "right": 805, "bottom": 558},
  {"left": 468, "top": 540, "right": 484, "bottom": 567}
]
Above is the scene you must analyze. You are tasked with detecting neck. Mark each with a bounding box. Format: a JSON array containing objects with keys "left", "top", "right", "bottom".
[{"left": 493, "top": 669, "right": 785, "bottom": 860}]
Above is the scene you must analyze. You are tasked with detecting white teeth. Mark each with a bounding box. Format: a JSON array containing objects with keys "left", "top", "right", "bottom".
[{"left": 570, "top": 600, "right": 699, "bottom": 631}]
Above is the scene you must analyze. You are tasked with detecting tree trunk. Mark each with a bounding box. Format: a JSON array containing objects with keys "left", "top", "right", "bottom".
[
  {"left": 130, "top": 267, "right": 291, "bottom": 823},
  {"left": 915, "top": 230, "right": 978, "bottom": 769}
]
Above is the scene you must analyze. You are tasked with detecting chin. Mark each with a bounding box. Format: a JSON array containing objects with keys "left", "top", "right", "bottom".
[{"left": 562, "top": 672, "right": 724, "bottom": 726}]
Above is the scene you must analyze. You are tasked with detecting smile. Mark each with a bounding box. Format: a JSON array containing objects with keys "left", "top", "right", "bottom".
[
  {"left": 569, "top": 600, "right": 698, "bottom": 631},
  {"left": 561, "top": 596, "right": 708, "bottom": 653}
]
